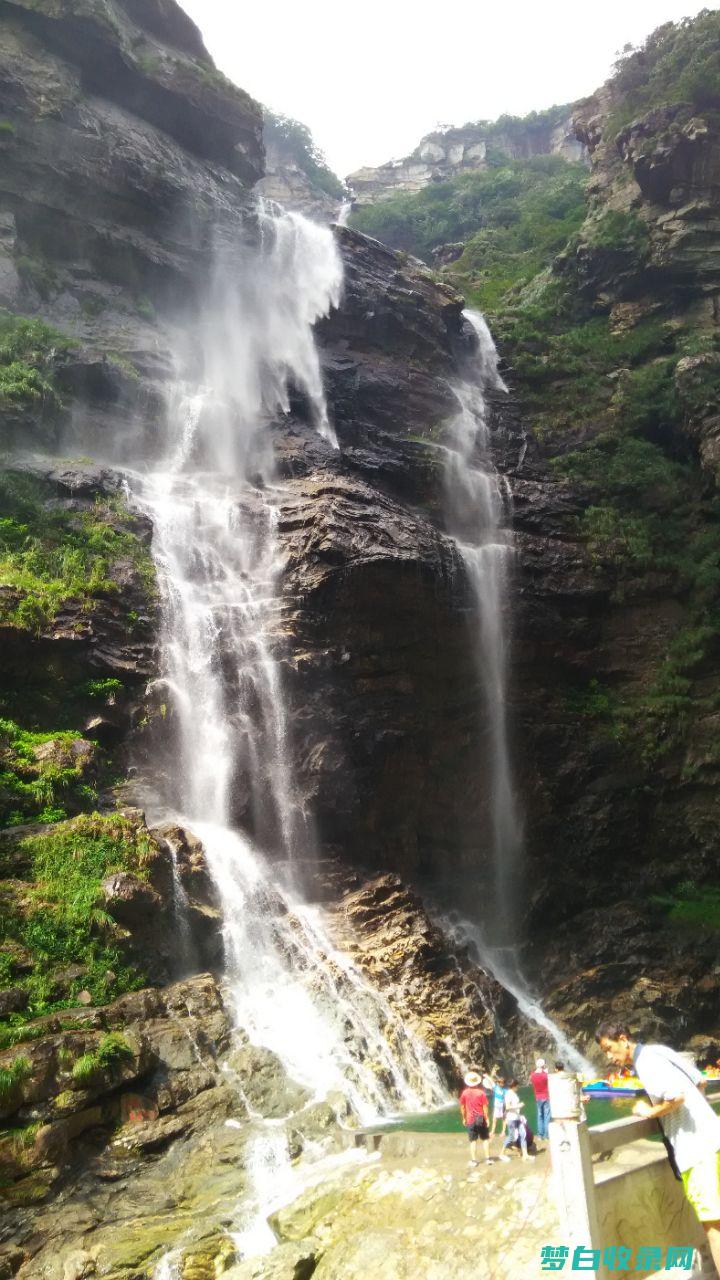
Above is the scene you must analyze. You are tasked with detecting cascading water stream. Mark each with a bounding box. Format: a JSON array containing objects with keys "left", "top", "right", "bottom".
[
  {"left": 443, "top": 311, "right": 591, "bottom": 1067},
  {"left": 444, "top": 311, "right": 522, "bottom": 934},
  {"left": 126, "top": 199, "right": 447, "bottom": 1126}
]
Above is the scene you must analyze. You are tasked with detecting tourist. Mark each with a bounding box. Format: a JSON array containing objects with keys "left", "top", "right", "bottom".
[
  {"left": 503, "top": 1113, "right": 536, "bottom": 1159},
  {"left": 596, "top": 1021, "right": 720, "bottom": 1278},
  {"left": 459, "top": 1070, "right": 493, "bottom": 1167},
  {"left": 490, "top": 1073, "right": 507, "bottom": 1143},
  {"left": 530, "top": 1057, "right": 551, "bottom": 1140},
  {"left": 499, "top": 1079, "right": 534, "bottom": 1162}
]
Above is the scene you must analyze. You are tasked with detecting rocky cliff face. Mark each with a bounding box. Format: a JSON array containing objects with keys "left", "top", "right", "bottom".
[
  {"left": 482, "top": 24, "right": 720, "bottom": 1056},
  {"left": 347, "top": 107, "right": 586, "bottom": 205},
  {"left": 256, "top": 137, "right": 344, "bottom": 224},
  {"left": 0, "top": 3, "right": 535, "bottom": 1272}
]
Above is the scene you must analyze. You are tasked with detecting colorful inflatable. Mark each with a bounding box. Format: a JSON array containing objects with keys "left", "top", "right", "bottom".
[
  {"left": 582, "top": 1065, "right": 720, "bottom": 1099},
  {"left": 581, "top": 1076, "right": 644, "bottom": 1099}
]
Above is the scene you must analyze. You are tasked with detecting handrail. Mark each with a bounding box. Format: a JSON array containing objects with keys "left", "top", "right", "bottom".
[{"left": 588, "top": 1081, "right": 720, "bottom": 1156}]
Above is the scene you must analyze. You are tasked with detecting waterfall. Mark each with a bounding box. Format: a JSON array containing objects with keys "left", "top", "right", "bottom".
[
  {"left": 127, "top": 198, "right": 447, "bottom": 1121},
  {"left": 439, "top": 911, "right": 594, "bottom": 1074},
  {"left": 444, "top": 311, "right": 522, "bottom": 935},
  {"left": 442, "top": 312, "right": 592, "bottom": 1071}
]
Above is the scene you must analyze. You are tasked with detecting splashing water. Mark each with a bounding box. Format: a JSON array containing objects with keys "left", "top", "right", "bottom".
[
  {"left": 440, "top": 912, "right": 593, "bottom": 1073},
  {"left": 189, "top": 821, "right": 447, "bottom": 1122},
  {"left": 127, "top": 199, "right": 448, "bottom": 1120},
  {"left": 232, "top": 1135, "right": 374, "bottom": 1261},
  {"left": 152, "top": 1250, "right": 182, "bottom": 1280}
]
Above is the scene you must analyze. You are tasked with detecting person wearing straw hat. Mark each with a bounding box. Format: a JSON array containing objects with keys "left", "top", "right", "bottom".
[{"left": 459, "top": 1070, "right": 493, "bottom": 1167}]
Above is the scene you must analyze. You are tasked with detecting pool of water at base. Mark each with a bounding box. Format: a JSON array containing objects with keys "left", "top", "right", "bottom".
[
  {"left": 379, "top": 1086, "right": 635, "bottom": 1134},
  {"left": 379, "top": 1085, "right": 720, "bottom": 1136}
]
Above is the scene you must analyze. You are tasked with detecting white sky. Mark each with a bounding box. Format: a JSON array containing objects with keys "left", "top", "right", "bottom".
[{"left": 179, "top": 1, "right": 715, "bottom": 178}]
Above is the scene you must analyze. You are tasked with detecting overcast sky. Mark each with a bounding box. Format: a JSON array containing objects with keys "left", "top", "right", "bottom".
[{"left": 180, "top": 1, "right": 715, "bottom": 178}]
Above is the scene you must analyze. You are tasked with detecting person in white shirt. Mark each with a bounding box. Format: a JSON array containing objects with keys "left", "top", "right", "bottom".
[
  {"left": 499, "top": 1079, "right": 534, "bottom": 1162},
  {"left": 597, "top": 1021, "right": 720, "bottom": 1278}
]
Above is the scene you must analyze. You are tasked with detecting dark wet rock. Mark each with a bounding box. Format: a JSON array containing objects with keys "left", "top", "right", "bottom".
[
  {"left": 528, "top": 899, "right": 720, "bottom": 1065},
  {"left": 274, "top": 466, "right": 487, "bottom": 881}
]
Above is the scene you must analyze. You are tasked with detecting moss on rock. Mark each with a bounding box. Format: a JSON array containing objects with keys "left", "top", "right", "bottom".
[{"left": 0, "top": 469, "right": 155, "bottom": 634}]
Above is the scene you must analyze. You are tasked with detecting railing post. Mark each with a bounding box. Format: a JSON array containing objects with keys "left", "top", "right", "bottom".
[{"left": 548, "top": 1072, "right": 605, "bottom": 1279}]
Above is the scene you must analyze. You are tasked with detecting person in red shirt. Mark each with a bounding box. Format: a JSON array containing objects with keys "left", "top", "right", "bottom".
[
  {"left": 459, "top": 1070, "right": 493, "bottom": 1166},
  {"left": 529, "top": 1057, "right": 551, "bottom": 1140}
]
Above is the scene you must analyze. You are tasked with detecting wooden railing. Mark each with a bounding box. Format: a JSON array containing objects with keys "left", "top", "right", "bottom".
[{"left": 549, "top": 1079, "right": 720, "bottom": 1279}]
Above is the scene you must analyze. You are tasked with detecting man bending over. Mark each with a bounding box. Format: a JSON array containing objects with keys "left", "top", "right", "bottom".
[{"left": 597, "top": 1021, "right": 720, "bottom": 1278}]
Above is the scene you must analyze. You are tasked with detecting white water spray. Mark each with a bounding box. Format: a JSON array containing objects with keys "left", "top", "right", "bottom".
[{"left": 128, "top": 199, "right": 447, "bottom": 1121}]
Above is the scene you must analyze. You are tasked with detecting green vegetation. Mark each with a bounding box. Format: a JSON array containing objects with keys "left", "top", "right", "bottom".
[
  {"left": 0, "top": 1056, "right": 31, "bottom": 1107},
  {"left": 263, "top": 111, "right": 345, "bottom": 199},
  {"left": 0, "top": 718, "right": 98, "bottom": 827},
  {"left": 71, "top": 1032, "right": 133, "bottom": 1083},
  {"left": 0, "top": 120, "right": 15, "bottom": 135},
  {"left": 82, "top": 678, "right": 123, "bottom": 702},
  {"left": 16, "top": 255, "right": 58, "bottom": 302},
  {"left": 351, "top": 155, "right": 588, "bottom": 313},
  {"left": 651, "top": 882, "right": 720, "bottom": 930},
  {"left": 475, "top": 15, "right": 720, "bottom": 774},
  {"left": 0, "top": 813, "right": 152, "bottom": 1021},
  {"left": 0, "top": 470, "right": 155, "bottom": 632},
  {"left": 135, "top": 296, "right": 155, "bottom": 322},
  {"left": 605, "top": 9, "right": 720, "bottom": 138},
  {"left": 0, "top": 313, "right": 72, "bottom": 413},
  {"left": 0, "top": 1018, "right": 88, "bottom": 1052},
  {"left": 107, "top": 352, "right": 140, "bottom": 382},
  {"left": 0, "top": 314, "right": 72, "bottom": 365},
  {"left": 561, "top": 615, "right": 720, "bottom": 764},
  {"left": 0, "top": 1121, "right": 40, "bottom": 1151},
  {"left": 0, "top": 362, "right": 55, "bottom": 410},
  {"left": 79, "top": 295, "right": 107, "bottom": 319},
  {"left": 496, "top": 302, "right": 674, "bottom": 429}
]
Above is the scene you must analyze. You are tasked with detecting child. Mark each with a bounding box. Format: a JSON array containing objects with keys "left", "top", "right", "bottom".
[{"left": 488, "top": 1073, "right": 507, "bottom": 1144}]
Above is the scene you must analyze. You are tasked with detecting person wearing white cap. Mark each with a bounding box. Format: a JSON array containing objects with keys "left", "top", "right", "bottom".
[
  {"left": 529, "top": 1057, "right": 551, "bottom": 1140},
  {"left": 459, "top": 1070, "right": 493, "bottom": 1167}
]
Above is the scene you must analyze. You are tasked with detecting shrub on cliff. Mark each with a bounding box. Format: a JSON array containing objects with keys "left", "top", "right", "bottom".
[
  {"left": 607, "top": 10, "right": 720, "bottom": 136},
  {"left": 263, "top": 111, "right": 345, "bottom": 199},
  {"left": 0, "top": 719, "right": 99, "bottom": 828},
  {"left": 0, "top": 313, "right": 73, "bottom": 412},
  {"left": 351, "top": 154, "right": 588, "bottom": 305},
  {"left": 0, "top": 814, "right": 154, "bottom": 1021},
  {"left": 0, "top": 470, "right": 155, "bottom": 632},
  {"left": 71, "top": 1032, "right": 134, "bottom": 1084}
]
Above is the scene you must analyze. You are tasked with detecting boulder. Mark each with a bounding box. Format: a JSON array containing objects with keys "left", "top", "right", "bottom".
[
  {"left": 0, "top": 986, "right": 28, "bottom": 1016},
  {"left": 101, "top": 872, "right": 163, "bottom": 924},
  {"left": 227, "top": 1042, "right": 311, "bottom": 1119}
]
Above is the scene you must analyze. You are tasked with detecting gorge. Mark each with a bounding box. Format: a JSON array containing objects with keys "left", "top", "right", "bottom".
[{"left": 1, "top": 2, "right": 719, "bottom": 1277}]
